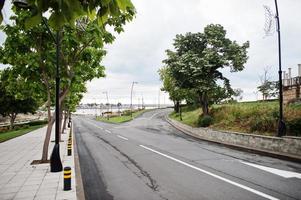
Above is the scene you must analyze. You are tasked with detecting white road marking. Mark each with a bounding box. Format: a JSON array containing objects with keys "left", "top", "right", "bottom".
[
  {"left": 117, "top": 135, "right": 128, "bottom": 141},
  {"left": 149, "top": 111, "right": 165, "bottom": 119},
  {"left": 240, "top": 161, "right": 301, "bottom": 179},
  {"left": 139, "top": 145, "right": 279, "bottom": 200},
  {"left": 105, "top": 130, "right": 111, "bottom": 134}
]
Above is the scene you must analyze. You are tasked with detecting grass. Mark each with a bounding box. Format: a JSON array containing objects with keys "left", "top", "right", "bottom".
[
  {"left": 170, "top": 101, "right": 301, "bottom": 136},
  {"left": 97, "top": 109, "right": 149, "bottom": 123},
  {"left": 0, "top": 124, "right": 45, "bottom": 143}
]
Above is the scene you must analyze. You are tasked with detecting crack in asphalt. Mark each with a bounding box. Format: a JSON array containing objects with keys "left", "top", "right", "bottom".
[{"left": 92, "top": 132, "right": 159, "bottom": 192}]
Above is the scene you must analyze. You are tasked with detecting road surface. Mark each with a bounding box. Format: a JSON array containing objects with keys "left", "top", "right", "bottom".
[{"left": 74, "top": 109, "right": 301, "bottom": 200}]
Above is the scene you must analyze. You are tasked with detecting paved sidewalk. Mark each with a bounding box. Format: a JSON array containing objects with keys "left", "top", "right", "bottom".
[{"left": 0, "top": 125, "right": 77, "bottom": 200}]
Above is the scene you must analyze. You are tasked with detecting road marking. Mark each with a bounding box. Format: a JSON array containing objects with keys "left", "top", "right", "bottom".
[
  {"left": 149, "top": 111, "right": 165, "bottom": 119},
  {"left": 240, "top": 161, "right": 301, "bottom": 179},
  {"left": 117, "top": 135, "right": 128, "bottom": 141},
  {"left": 105, "top": 130, "right": 111, "bottom": 134},
  {"left": 139, "top": 145, "right": 279, "bottom": 200}
]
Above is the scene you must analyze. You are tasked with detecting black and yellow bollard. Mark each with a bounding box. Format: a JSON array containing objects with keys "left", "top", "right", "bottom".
[
  {"left": 64, "top": 167, "right": 72, "bottom": 191},
  {"left": 67, "top": 142, "right": 72, "bottom": 156}
]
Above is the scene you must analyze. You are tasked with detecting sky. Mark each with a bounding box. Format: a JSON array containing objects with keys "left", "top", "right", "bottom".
[{"left": 1, "top": 0, "right": 301, "bottom": 105}]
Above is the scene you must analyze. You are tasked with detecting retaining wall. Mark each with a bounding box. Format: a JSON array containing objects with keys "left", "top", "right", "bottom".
[{"left": 167, "top": 117, "right": 301, "bottom": 158}]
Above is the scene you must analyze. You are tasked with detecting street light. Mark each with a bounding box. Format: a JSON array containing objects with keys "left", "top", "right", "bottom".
[
  {"left": 103, "top": 91, "right": 109, "bottom": 120},
  {"left": 274, "top": 0, "right": 286, "bottom": 137},
  {"left": 13, "top": 0, "right": 63, "bottom": 172},
  {"left": 130, "top": 81, "right": 138, "bottom": 118}
]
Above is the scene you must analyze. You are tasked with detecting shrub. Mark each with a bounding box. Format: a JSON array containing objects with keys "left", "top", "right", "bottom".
[
  {"left": 287, "top": 118, "right": 301, "bottom": 136},
  {"left": 122, "top": 110, "right": 132, "bottom": 116},
  {"left": 27, "top": 120, "right": 48, "bottom": 126},
  {"left": 198, "top": 115, "right": 213, "bottom": 127}
]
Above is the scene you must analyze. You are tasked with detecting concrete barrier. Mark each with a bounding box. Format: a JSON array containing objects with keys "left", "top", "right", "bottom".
[{"left": 166, "top": 116, "right": 301, "bottom": 162}]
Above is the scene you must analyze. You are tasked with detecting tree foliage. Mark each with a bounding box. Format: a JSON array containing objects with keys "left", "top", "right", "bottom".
[
  {"left": 11, "top": 0, "right": 135, "bottom": 30},
  {"left": 162, "top": 24, "right": 249, "bottom": 115},
  {"left": 0, "top": 69, "right": 40, "bottom": 129}
]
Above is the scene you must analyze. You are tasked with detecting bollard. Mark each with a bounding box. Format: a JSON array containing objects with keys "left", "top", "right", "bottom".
[
  {"left": 67, "top": 142, "right": 72, "bottom": 156},
  {"left": 68, "top": 122, "right": 70, "bottom": 128},
  {"left": 64, "top": 167, "right": 71, "bottom": 191}
]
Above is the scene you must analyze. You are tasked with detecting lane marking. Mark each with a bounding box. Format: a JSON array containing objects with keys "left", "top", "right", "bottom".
[
  {"left": 139, "top": 145, "right": 278, "bottom": 200},
  {"left": 240, "top": 161, "right": 301, "bottom": 179},
  {"left": 105, "top": 130, "right": 111, "bottom": 134},
  {"left": 149, "top": 111, "right": 166, "bottom": 119},
  {"left": 117, "top": 135, "right": 128, "bottom": 141}
]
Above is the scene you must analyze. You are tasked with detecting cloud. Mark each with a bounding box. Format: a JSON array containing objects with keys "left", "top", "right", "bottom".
[{"left": 1, "top": 0, "right": 300, "bottom": 104}]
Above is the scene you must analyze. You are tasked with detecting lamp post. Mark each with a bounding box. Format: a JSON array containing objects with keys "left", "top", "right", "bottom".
[
  {"left": 103, "top": 91, "right": 109, "bottom": 120},
  {"left": 130, "top": 82, "right": 138, "bottom": 118},
  {"left": 13, "top": 0, "right": 63, "bottom": 172},
  {"left": 274, "top": 0, "right": 286, "bottom": 137}
]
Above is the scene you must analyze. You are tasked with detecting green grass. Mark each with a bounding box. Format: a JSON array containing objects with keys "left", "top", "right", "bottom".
[
  {"left": 0, "top": 124, "right": 45, "bottom": 143},
  {"left": 97, "top": 109, "right": 149, "bottom": 123},
  {"left": 169, "top": 101, "right": 301, "bottom": 136}
]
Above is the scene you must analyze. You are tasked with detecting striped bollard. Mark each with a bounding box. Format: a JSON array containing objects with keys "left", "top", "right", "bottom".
[{"left": 64, "top": 167, "right": 71, "bottom": 191}]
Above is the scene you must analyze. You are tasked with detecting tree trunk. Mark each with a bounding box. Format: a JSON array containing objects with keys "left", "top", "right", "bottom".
[
  {"left": 41, "top": 117, "right": 54, "bottom": 161},
  {"left": 9, "top": 113, "right": 16, "bottom": 130},
  {"left": 174, "top": 101, "right": 180, "bottom": 113},
  {"left": 199, "top": 93, "right": 209, "bottom": 116},
  {"left": 62, "top": 110, "right": 67, "bottom": 134}
]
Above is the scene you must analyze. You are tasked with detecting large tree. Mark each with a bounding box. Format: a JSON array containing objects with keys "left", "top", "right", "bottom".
[
  {"left": 0, "top": 1, "right": 135, "bottom": 161},
  {"left": 163, "top": 24, "right": 249, "bottom": 116}
]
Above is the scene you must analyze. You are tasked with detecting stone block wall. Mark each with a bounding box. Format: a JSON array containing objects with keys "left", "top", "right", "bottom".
[
  {"left": 167, "top": 117, "right": 301, "bottom": 157},
  {"left": 283, "top": 85, "right": 301, "bottom": 104}
]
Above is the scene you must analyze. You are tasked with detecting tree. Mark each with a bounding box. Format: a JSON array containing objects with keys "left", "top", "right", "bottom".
[
  {"left": 257, "top": 67, "right": 278, "bottom": 100},
  {"left": 0, "top": 69, "right": 40, "bottom": 129},
  {"left": 163, "top": 24, "right": 249, "bottom": 116},
  {"left": 158, "top": 66, "right": 195, "bottom": 113},
  {"left": 0, "top": 4, "right": 135, "bottom": 161}
]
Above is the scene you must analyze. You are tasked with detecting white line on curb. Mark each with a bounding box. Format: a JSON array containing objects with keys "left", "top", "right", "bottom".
[
  {"left": 117, "top": 135, "right": 128, "bottom": 141},
  {"left": 139, "top": 145, "right": 279, "bottom": 200},
  {"left": 105, "top": 130, "right": 111, "bottom": 134}
]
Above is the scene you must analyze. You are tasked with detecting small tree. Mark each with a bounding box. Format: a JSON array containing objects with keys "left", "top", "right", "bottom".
[{"left": 257, "top": 67, "right": 278, "bottom": 100}]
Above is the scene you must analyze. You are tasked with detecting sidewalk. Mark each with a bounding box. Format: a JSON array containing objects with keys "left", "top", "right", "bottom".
[{"left": 0, "top": 125, "right": 77, "bottom": 200}]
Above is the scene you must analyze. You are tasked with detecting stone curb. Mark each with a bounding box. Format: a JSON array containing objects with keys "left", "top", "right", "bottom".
[
  {"left": 73, "top": 122, "right": 86, "bottom": 200},
  {"left": 165, "top": 115, "right": 301, "bottom": 163}
]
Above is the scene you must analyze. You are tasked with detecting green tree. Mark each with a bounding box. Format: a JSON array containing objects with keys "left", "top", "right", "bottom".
[
  {"left": 0, "top": 69, "right": 40, "bottom": 129},
  {"left": 0, "top": 5, "right": 134, "bottom": 161},
  {"left": 163, "top": 24, "right": 249, "bottom": 116},
  {"left": 158, "top": 66, "right": 194, "bottom": 113}
]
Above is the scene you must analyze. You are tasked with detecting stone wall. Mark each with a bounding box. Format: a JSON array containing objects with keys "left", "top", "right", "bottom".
[
  {"left": 283, "top": 85, "right": 301, "bottom": 104},
  {"left": 167, "top": 117, "right": 301, "bottom": 158}
]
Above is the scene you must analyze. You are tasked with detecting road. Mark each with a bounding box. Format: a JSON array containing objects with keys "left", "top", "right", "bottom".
[{"left": 74, "top": 109, "right": 301, "bottom": 200}]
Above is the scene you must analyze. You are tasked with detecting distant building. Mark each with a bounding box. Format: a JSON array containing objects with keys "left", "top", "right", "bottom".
[{"left": 283, "top": 64, "right": 301, "bottom": 104}]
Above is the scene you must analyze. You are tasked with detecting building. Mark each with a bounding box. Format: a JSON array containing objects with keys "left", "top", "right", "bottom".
[{"left": 283, "top": 64, "right": 301, "bottom": 104}]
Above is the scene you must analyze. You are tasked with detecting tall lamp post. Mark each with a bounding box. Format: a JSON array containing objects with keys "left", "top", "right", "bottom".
[
  {"left": 130, "top": 82, "right": 138, "bottom": 118},
  {"left": 274, "top": 0, "right": 286, "bottom": 137},
  {"left": 13, "top": 0, "right": 63, "bottom": 172},
  {"left": 103, "top": 91, "right": 109, "bottom": 120}
]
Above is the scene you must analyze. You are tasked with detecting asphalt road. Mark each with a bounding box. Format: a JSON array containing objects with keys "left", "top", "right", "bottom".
[{"left": 74, "top": 109, "right": 301, "bottom": 200}]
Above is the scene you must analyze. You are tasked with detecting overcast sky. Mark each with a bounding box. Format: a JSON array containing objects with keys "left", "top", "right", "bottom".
[{"left": 1, "top": 0, "right": 301, "bottom": 104}]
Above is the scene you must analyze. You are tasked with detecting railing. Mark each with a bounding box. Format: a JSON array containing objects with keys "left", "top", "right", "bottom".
[{"left": 283, "top": 76, "right": 301, "bottom": 87}]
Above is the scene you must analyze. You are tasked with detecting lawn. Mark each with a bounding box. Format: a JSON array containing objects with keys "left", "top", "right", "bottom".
[
  {"left": 0, "top": 124, "right": 45, "bottom": 143},
  {"left": 97, "top": 109, "right": 149, "bottom": 123},
  {"left": 170, "top": 101, "right": 301, "bottom": 136}
]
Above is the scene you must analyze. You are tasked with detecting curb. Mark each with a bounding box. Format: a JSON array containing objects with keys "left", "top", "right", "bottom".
[
  {"left": 165, "top": 115, "right": 301, "bottom": 163},
  {"left": 72, "top": 122, "right": 86, "bottom": 200}
]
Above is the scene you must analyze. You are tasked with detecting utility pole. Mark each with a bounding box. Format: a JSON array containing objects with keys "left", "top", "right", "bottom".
[{"left": 130, "top": 81, "right": 138, "bottom": 118}]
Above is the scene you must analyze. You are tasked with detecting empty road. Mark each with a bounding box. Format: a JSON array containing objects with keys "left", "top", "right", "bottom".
[{"left": 74, "top": 109, "right": 301, "bottom": 200}]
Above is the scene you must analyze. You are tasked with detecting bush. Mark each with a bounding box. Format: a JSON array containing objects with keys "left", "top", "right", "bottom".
[
  {"left": 287, "top": 118, "right": 301, "bottom": 136},
  {"left": 27, "top": 120, "right": 48, "bottom": 126},
  {"left": 198, "top": 115, "right": 213, "bottom": 127},
  {"left": 122, "top": 110, "right": 132, "bottom": 116}
]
